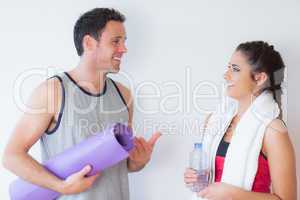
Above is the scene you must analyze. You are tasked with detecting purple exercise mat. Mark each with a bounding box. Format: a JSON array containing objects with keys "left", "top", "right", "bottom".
[{"left": 9, "top": 123, "right": 134, "bottom": 200}]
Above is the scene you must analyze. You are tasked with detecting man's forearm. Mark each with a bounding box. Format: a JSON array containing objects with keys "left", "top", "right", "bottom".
[
  {"left": 127, "top": 158, "right": 146, "bottom": 172},
  {"left": 3, "top": 152, "right": 65, "bottom": 193}
]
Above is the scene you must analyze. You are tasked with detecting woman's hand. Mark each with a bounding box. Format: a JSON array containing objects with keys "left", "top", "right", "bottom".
[
  {"left": 184, "top": 168, "right": 198, "bottom": 187},
  {"left": 198, "top": 182, "right": 236, "bottom": 200}
]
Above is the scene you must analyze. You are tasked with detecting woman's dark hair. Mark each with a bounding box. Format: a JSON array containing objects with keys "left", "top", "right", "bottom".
[
  {"left": 73, "top": 8, "right": 125, "bottom": 56},
  {"left": 236, "top": 41, "right": 285, "bottom": 102}
]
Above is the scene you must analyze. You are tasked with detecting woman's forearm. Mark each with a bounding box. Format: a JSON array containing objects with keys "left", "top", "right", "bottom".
[{"left": 231, "top": 188, "right": 284, "bottom": 200}]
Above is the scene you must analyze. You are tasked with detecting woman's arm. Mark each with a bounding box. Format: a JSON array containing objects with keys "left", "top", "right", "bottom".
[
  {"left": 198, "top": 119, "right": 297, "bottom": 200},
  {"left": 263, "top": 119, "right": 297, "bottom": 200}
]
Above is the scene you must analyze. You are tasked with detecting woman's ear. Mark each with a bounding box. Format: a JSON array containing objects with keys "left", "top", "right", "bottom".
[{"left": 254, "top": 72, "right": 268, "bottom": 87}]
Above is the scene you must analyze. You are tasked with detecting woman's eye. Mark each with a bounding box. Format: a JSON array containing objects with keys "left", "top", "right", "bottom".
[
  {"left": 232, "top": 67, "right": 240, "bottom": 72},
  {"left": 226, "top": 64, "right": 240, "bottom": 72}
]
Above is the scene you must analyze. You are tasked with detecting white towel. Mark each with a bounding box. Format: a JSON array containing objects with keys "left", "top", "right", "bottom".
[{"left": 193, "top": 91, "right": 279, "bottom": 199}]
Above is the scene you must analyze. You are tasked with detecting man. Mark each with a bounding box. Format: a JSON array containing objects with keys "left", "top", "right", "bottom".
[{"left": 3, "top": 8, "right": 161, "bottom": 200}]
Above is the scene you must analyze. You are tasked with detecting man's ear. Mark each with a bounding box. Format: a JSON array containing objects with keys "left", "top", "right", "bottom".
[
  {"left": 254, "top": 72, "right": 268, "bottom": 87},
  {"left": 82, "top": 35, "right": 97, "bottom": 53}
]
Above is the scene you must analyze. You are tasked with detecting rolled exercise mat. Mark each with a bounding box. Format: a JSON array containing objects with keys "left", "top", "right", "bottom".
[{"left": 9, "top": 123, "right": 134, "bottom": 200}]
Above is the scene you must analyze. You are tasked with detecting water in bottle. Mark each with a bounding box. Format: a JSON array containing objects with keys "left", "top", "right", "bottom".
[{"left": 189, "top": 143, "right": 209, "bottom": 192}]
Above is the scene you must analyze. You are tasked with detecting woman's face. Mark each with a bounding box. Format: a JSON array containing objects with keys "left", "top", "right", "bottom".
[{"left": 224, "top": 50, "right": 257, "bottom": 100}]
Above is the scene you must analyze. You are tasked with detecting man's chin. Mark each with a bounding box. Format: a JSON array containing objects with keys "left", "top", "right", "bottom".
[{"left": 109, "top": 66, "right": 120, "bottom": 74}]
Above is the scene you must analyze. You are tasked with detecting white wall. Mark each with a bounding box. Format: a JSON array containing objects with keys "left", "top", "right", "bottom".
[{"left": 0, "top": 0, "right": 299, "bottom": 199}]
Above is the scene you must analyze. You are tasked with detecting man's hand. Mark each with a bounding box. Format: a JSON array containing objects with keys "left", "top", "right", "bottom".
[
  {"left": 127, "top": 132, "right": 161, "bottom": 172},
  {"left": 60, "top": 165, "right": 101, "bottom": 195}
]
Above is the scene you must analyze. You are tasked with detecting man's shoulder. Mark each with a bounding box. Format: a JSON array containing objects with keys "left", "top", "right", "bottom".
[
  {"left": 109, "top": 79, "right": 132, "bottom": 98},
  {"left": 108, "top": 78, "right": 133, "bottom": 110},
  {"left": 28, "top": 77, "right": 63, "bottom": 115}
]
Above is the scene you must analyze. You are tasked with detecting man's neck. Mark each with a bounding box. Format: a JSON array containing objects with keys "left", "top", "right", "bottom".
[{"left": 68, "top": 61, "right": 107, "bottom": 94}]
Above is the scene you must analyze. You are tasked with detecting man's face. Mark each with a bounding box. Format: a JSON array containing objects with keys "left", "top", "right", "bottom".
[{"left": 93, "top": 21, "right": 127, "bottom": 73}]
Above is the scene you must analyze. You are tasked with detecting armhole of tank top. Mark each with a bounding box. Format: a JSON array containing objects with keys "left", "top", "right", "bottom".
[
  {"left": 109, "top": 78, "right": 129, "bottom": 113},
  {"left": 279, "top": 118, "right": 288, "bottom": 128},
  {"left": 260, "top": 118, "right": 287, "bottom": 160},
  {"left": 45, "top": 75, "right": 65, "bottom": 135}
]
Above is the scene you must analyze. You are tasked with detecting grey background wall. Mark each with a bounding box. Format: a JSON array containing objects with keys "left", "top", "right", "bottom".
[{"left": 0, "top": 0, "right": 299, "bottom": 199}]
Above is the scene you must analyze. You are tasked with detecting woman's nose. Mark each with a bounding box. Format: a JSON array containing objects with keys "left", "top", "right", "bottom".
[{"left": 223, "top": 69, "right": 231, "bottom": 81}]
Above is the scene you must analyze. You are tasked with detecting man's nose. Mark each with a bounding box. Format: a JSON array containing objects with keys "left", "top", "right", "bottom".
[{"left": 118, "top": 43, "right": 127, "bottom": 53}]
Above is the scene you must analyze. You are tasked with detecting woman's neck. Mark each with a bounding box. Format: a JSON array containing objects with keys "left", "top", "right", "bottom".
[{"left": 237, "top": 94, "right": 256, "bottom": 117}]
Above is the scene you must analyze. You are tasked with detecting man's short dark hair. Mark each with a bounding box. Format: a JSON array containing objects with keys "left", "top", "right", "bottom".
[{"left": 73, "top": 8, "right": 125, "bottom": 56}]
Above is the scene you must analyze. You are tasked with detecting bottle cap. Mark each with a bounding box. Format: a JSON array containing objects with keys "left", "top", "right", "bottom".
[{"left": 194, "top": 143, "right": 202, "bottom": 149}]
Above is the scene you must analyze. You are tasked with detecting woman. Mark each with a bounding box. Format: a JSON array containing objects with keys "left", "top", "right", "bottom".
[{"left": 184, "top": 41, "right": 297, "bottom": 200}]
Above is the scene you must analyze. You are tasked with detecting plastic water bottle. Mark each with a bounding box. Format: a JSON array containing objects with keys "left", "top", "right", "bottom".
[{"left": 189, "top": 143, "right": 209, "bottom": 192}]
